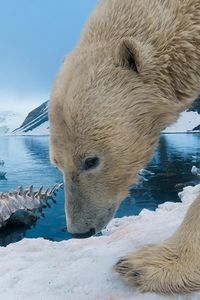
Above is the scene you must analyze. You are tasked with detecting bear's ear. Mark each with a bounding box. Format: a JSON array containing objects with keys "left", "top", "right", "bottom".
[{"left": 114, "top": 38, "right": 142, "bottom": 73}]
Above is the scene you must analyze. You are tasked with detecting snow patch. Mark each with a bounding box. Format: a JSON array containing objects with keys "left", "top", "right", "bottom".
[
  {"left": 15, "top": 120, "right": 49, "bottom": 136},
  {"left": 0, "top": 111, "right": 26, "bottom": 135},
  {"left": 164, "top": 111, "right": 200, "bottom": 133},
  {"left": 13, "top": 101, "right": 49, "bottom": 136},
  {"left": 0, "top": 185, "right": 200, "bottom": 299}
]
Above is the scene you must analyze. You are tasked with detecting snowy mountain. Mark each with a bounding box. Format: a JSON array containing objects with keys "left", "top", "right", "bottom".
[
  {"left": 13, "top": 101, "right": 49, "bottom": 135},
  {"left": 0, "top": 111, "right": 27, "bottom": 135},
  {"left": 164, "top": 96, "right": 200, "bottom": 133},
  {"left": 17, "top": 96, "right": 199, "bottom": 136},
  {"left": 0, "top": 95, "right": 199, "bottom": 136},
  {"left": 163, "top": 110, "right": 200, "bottom": 133}
]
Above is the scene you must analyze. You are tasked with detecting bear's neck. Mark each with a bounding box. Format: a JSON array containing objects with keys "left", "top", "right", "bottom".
[{"left": 154, "top": 11, "right": 200, "bottom": 109}]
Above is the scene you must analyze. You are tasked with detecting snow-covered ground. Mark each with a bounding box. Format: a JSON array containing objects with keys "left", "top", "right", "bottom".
[
  {"left": 164, "top": 111, "right": 200, "bottom": 133},
  {"left": 0, "top": 184, "right": 200, "bottom": 300}
]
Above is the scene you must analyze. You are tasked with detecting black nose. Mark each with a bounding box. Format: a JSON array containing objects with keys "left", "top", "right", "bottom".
[{"left": 72, "top": 228, "right": 95, "bottom": 239}]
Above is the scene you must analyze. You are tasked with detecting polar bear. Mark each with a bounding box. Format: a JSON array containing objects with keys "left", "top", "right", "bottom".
[{"left": 49, "top": 0, "right": 200, "bottom": 294}]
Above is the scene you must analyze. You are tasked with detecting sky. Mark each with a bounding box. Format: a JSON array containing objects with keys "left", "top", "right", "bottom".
[{"left": 0, "top": 0, "right": 98, "bottom": 113}]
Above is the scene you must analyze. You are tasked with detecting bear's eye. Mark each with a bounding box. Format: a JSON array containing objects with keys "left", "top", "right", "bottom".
[{"left": 83, "top": 156, "right": 100, "bottom": 171}]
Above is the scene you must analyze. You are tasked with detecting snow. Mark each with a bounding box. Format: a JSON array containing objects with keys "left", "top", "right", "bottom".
[
  {"left": 0, "top": 102, "right": 49, "bottom": 136},
  {"left": 164, "top": 111, "right": 200, "bottom": 133},
  {"left": 0, "top": 185, "right": 200, "bottom": 300},
  {"left": 15, "top": 120, "right": 49, "bottom": 136},
  {"left": 14, "top": 110, "right": 200, "bottom": 136},
  {"left": 1, "top": 103, "right": 199, "bottom": 136},
  {"left": 191, "top": 166, "right": 200, "bottom": 176},
  {"left": 0, "top": 111, "right": 26, "bottom": 135},
  {"left": 12, "top": 102, "right": 49, "bottom": 136}
]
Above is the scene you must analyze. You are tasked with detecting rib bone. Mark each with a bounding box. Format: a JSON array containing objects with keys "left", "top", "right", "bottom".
[{"left": 0, "top": 183, "right": 63, "bottom": 228}]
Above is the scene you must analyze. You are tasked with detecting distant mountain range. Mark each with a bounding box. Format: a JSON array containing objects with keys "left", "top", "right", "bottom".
[
  {"left": 187, "top": 96, "right": 200, "bottom": 131},
  {"left": 0, "top": 97, "right": 199, "bottom": 136},
  {"left": 13, "top": 101, "right": 49, "bottom": 135},
  {"left": 0, "top": 101, "right": 49, "bottom": 135},
  {"left": 0, "top": 111, "right": 27, "bottom": 135},
  {"left": 164, "top": 96, "right": 200, "bottom": 133}
]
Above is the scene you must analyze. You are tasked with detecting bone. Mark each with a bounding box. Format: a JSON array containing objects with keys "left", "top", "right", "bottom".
[{"left": 0, "top": 183, "right": 63, "bottom": 229}]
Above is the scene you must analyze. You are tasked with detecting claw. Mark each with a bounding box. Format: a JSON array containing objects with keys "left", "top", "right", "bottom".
[
  {"left": 116, "top": 258, "right": 127, "bottom": 266},
  {"left": 132, "top": 271, "right": 140, "bottom": 277}
]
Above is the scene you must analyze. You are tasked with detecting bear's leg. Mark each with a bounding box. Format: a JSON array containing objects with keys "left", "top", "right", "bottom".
[{"left": 115, "top": 194, "right": 200, "bottom": 294}]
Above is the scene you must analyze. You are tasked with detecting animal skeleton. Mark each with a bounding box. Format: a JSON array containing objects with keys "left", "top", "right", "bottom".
[{"left": 0, "top": 183, "right": 63, "bottom": 228}]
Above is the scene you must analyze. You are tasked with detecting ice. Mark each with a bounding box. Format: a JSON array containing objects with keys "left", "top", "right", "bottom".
[{"left": 0, "top": 184, "right": 200, "bottom": 300}]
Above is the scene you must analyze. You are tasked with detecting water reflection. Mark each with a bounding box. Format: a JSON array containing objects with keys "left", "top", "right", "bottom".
[
  {"left": 117, "top": 134, "right": 200, "bottom": 217},
  {"left": 0, "top": 134, "right": 199, "bottom": 246}
]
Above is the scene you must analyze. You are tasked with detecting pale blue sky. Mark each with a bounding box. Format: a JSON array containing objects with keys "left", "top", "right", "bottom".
[{"left": 0, "top": 0, "right": 98, "bottom": 112}]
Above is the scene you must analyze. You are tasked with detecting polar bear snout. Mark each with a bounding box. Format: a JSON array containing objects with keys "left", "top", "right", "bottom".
[
  {"left": 65, "top": 187, "right": 117, "bottom": 237},
  {"left": 66, "top": 214, "right": 96, "bottom": 237},
  {"left": 66, "top": 204, "right": 115, "bottom": 237},
  {"left": 71, "top": 228, "right": 96, "bottom": 239}
]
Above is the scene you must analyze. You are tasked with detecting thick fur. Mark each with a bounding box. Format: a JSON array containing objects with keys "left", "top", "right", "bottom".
[
  {"left": 49, "top": 0, "right": 200, "bottom": 294},
  {"left": 115, "top": 193, "right": 200, "bottom": 294}
]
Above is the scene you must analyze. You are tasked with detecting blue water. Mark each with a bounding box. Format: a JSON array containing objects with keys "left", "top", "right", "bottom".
[{"left": 0, "top": 134, "right": 200, "bottom": 246}]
